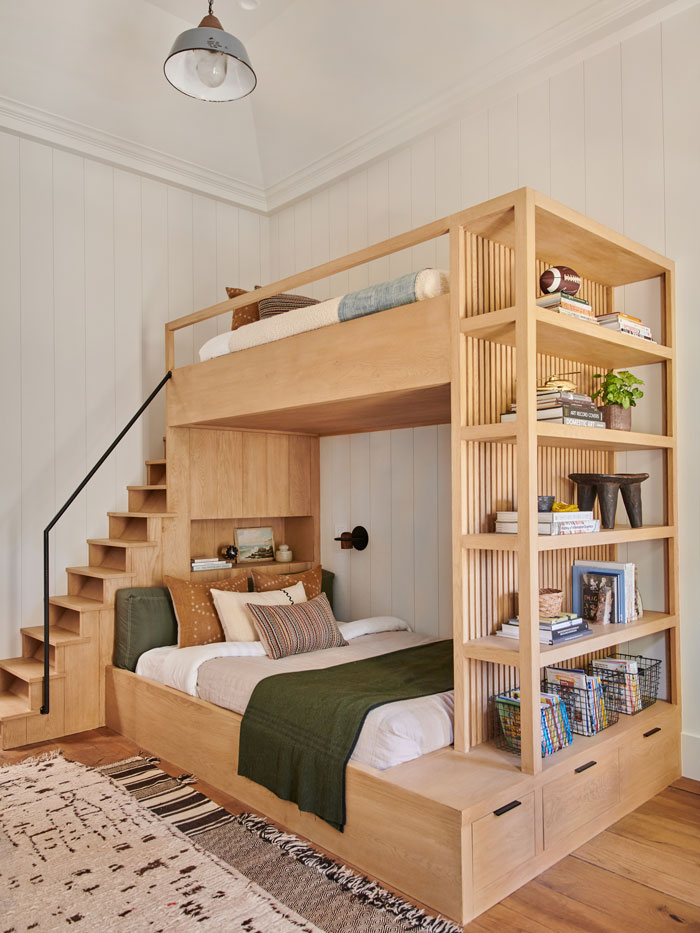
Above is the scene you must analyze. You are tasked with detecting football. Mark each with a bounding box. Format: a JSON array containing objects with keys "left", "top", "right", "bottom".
[{"left": 539, "top": 266, "right": 581, "bottom": 296}]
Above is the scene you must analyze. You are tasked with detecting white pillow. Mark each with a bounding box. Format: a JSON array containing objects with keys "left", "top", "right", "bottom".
[{"left": 210, "top": 581, "right": 307, "bottom": 642}]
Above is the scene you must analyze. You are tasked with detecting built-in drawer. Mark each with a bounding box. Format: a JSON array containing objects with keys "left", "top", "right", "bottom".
[
  {"left": 543, "top": 749, "right": 619, "bottom": 849},
  {"left": 472, "top": 792, "right": 536, "bottom": 892},
  {"left": 620, "top": 719, "right": 680, "bottom": 800}
]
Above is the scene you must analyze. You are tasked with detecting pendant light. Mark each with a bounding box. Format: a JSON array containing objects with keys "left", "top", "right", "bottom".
[{"left": 164, "top": 0, "right": 257, "bottom": 102}]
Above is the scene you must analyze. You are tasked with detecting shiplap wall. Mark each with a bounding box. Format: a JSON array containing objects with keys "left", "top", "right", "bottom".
[
  {"left": 0, "top": 133, "right": 268, "bottom": 658},
  {"left": 269, "top": 7, "right": 700, "bottom": 772}
]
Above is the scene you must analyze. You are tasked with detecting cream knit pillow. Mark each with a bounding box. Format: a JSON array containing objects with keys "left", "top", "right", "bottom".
[{"left": 210, "top": 581, "right": 307, "bottom": 642}]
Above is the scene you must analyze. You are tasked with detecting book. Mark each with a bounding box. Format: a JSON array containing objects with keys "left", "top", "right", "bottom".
[
  {"left": 547, "top": 307, "right": 600, "bottom": 324},
  {"left": 600, "top": 321, "right": 653, "bottom": 339},
  {"left": 190, "top": 560, "right": 234, "bottom": 571},
  {"left": 496, "top": 511, "right": 594, "bottom": 522},
  {"left": 538, "top": 416, "right": 606, "bottom": 428},
  {"left": 497, "top": 621, "right": 591, "bottom": 644},
  {"left": 494, "top": 520, "right": 600, "bottom": 535},
  {"left": 500, "top": 412, "right": 605, "bottom": 426},
  {"left": 596, "top": 311, "right": 643, "bottom": 323},
  {"left": 537, "top": 292, "right": 592, "bottom": 311},
  {"left": 505, "top": 612, "right": 582, "bottom": 629},
  {"left": 572, "top": 566, "right": 627, "bottom": 624},
  {"left": 544, "top": 667, "right": 610, "bottom": 735},
  {"left": 573, "top": 559, "right": 637, "bottom": 623},
  {"left": 495, "top": 690, "right": 572, "bottom": 756},
  {"left": 591, "top": 657, "right": 642, "bottom": 713}
]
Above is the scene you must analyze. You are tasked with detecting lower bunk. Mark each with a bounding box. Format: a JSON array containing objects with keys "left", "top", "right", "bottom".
[{"left": 105, "top": 665, "right": 681, "bottom": 926}]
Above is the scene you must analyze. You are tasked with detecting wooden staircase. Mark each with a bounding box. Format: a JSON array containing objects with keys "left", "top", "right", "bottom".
[{"left": 0, "top": 452, "right": 172, "bottom": 750}]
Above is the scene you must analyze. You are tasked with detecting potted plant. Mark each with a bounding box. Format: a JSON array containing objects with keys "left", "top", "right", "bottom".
[{"left": 591, "top": 369, "right": 644, "bottom": 431}]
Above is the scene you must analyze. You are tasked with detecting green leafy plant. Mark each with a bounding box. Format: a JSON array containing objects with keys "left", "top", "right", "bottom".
[{"left": 591, "top": 369, "right": 644, "bottom": 409}]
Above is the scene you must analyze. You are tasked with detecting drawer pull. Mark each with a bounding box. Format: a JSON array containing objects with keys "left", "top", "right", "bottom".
[
  {"left": 493, "top": 799, "right": 522, "bottom": 816},
  {"left": 644, "top": 727, "right": 662, "bottom": 738},
  {"left": 574, "top": 760, "right": 597, "bottom": 774}
]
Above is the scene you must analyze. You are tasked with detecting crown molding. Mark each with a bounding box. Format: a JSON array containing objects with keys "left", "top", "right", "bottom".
[{"left": 0, "top": 95, "right": 268, "bottom": 212}]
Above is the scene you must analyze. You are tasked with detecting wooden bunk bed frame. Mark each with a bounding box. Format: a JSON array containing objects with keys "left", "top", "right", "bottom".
[{"left": 106, "top": 187, "right": 681, "bottom": 926}]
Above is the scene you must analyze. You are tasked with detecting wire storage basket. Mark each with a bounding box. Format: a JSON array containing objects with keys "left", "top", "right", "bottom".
[
  {"left": 587, "top": 654, "right": 661, "bottom": 715},
  {"left": 541, "top": 677, "right": 620, "bottom": 736},
  {"left": 489, "top": 688, "right": 573, "bottom": 758}
]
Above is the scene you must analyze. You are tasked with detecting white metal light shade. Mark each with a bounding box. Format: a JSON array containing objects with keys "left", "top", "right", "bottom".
[{"left": 164, "top": 14, "right": 256, "bottom": 102}]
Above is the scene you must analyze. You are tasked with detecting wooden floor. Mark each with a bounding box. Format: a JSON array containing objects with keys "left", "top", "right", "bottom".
[{"left": 2, "top": 728, "right": 699, "bottom": 932}]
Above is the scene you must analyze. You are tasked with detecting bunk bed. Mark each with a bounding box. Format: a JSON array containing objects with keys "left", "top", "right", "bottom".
[{"left": 105, "top": 187, "right": 681, "bottom": 926}]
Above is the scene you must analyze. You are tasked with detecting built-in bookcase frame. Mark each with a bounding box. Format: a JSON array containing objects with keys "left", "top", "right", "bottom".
[{"left": 450, "top": 188, "right": 680, "bottom": 774}]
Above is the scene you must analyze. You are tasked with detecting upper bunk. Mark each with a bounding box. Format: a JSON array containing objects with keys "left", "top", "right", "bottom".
[{"left": 164, "top": 188, "right": 674, "bottom": 435}]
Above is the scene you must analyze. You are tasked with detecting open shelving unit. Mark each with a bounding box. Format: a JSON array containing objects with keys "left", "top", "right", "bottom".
[{"left": 450, "top": 187, "right": 680, "bottom": 775}]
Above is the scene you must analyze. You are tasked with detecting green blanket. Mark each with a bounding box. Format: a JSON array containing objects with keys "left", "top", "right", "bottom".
[{"left": 237, "top": 639, "right": 454, "bottom": 831}]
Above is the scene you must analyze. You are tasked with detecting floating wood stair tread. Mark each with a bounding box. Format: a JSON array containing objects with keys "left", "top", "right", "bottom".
[
  {"left": 462, "top": 611, "right": 678, "bottom": 667},
  {"left": 87, "top": 538, "right": 158, "bottom": 549},
  {"left": 21, "top": 625, "right": 89, "bottom": 646},
  {"left": 146, "top": 459, "right": 166, "bottom": 466},
  {"left": 460, "top": 422, "right": 675, "bottom": 453},
  {"left": 107, "top": 511, "right": 176, "bottom": 519},
  {"left": 66, "top": 566, "right": 136, "bottom": 580},
  {"left": 49, "top": 594, "right": 110, "bottom": 612},
  {"left": 126, "top": 485, "right": 167, "bottom": 491},
  {"left": 0, "top": 657, "right": 63, "bottom": 682},
  {"left": 0, "top": 692, "right": 36, "bottom": 721}
]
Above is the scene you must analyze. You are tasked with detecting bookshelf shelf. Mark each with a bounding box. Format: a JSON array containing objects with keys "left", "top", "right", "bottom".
[
  {"left": 460, "top": 422, "right": 674, "bottom": 452},
  {"left": 461, "top": 525, "right": 674, "bottom": 552},
  {"left": 463, "top": 611, "right": 678, "bottom": 667},
  {"left": 460, "top": 306, "right": 672, "bottom": 368}
]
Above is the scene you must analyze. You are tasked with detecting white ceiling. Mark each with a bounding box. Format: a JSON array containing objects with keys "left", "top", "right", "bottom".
[{"left": 0, "top": 0, "right": 687, "bottom": 210}]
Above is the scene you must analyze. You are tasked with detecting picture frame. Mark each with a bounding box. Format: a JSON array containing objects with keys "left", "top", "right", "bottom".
[{"left": 234, "top": 526, "right": 275, "bottom": 563}]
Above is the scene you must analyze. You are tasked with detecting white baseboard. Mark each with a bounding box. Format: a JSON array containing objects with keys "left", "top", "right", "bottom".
[{"left": 681, "top": 730, "right": 700, "bottom": 780}]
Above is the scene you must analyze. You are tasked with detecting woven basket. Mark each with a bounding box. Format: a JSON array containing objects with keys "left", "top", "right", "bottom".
[{"left": 539, "top": 588, "right": 564, "bottom": 616}]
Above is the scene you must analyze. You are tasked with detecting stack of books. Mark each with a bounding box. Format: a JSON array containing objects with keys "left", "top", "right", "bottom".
[
  {"left": 544, "top": 667, "right": 612, "bottom": 735},
  {"left": 496, "top": 689, "right": 573, "bottom": 757},
  {"left": 596, "top": 311, "right": 654, "bottom": 342},
  {"left": 495, "top": 510, "right": 601, "bottom": 536},
  {"left": 500, "top": 389, "right": 605, "bottom": 429},
  {"left": 496, "top": 612, "right": 592, "bottom": 645},
  {"left": 591, "top": 657, "right": 642, "bottom": 713},
  {"left": 537, "top": 291, "right": 598, "bottom": 324},
  {"left": 572, "top": 559, "right": 639, "bottom": 624},
  {"left": 191, "top": 557, "right": 234, "bottom": 572}
]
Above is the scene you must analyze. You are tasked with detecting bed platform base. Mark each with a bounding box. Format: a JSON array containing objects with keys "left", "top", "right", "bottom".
[{"left": 106, "top": 665, "right": 680, "bottom": 925}]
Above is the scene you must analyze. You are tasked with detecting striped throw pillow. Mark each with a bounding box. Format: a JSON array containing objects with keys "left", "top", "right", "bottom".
[
  {"left": 247, "top": 592, "right": 347, "bottom": 659},
  {"left": 257, "top": 292, "right": 319, "bottom": 320}
]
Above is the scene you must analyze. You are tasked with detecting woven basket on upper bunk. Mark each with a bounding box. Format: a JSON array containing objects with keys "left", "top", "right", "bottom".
[{"left": 539, "top": 588, "right": 564, "bottom": 617}]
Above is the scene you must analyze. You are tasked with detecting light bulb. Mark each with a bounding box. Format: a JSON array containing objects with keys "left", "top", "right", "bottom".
[{"left": 195, "top": 49, "right": 228, "bottom": 88}]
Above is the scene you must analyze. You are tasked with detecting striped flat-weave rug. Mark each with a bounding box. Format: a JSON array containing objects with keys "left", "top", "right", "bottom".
[{"left": 102, "top": 757, "right": 462, "bottom": 933}]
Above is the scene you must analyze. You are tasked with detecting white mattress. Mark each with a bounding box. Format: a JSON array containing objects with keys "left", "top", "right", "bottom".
[{"left": 136, "top": 626, "right": 454, "bottom": 771}]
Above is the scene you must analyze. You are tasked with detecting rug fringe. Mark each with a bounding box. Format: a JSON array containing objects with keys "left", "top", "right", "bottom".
[
  {"left": 235, "top": 814, "right": 464, "bottom": 933},
  {"left": 0, "top": 749, "right": 62, "bottom": 770}
]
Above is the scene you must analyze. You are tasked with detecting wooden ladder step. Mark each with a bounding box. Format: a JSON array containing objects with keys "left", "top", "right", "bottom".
[
  {"left": 126, "top": 485, "right": 167, "bottom": 492},
  {"left": 0, "top": 692, "right": 36, "bottom": 721},
  {"left": 21, "top": 625, "right": 88, "bottom": 646},
  {"left": 49, "top": 594, "right": 109, "bottom": 612},
  {"left": 66, "top": 566, "right": 136, "bottom": 580},
  {"left": 146, "top": 459, "right": 166, "bottom": 466},
  {"left": 87, "top": 538, "right": 158, "bottom": 549},
  {"left": 0, "top": 657, "right": 64, "bottom": 683}
]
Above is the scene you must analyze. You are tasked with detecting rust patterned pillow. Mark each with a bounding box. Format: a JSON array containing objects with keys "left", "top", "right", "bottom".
[
  {"left": 165, "top": 574, "right": 249, "bottom": 647},
  {"left": 257, "top": 292, "right": 319, "bottom": 320},
  {"left": 226, "top": 286, "right": 260, "bottom": 331},
  {"left": 251, "top": 566, "right": 322, "bottom": 600},
  {"left": 247, "top": 593, "right": 347, "bottom": 660}
]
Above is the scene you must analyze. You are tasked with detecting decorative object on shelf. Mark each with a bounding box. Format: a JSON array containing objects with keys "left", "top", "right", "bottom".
[
  {"left": 551, "top": 501, "right": 578, "bottom": 512},
  {"left": 221, "top": 544, "right": 239, "bottom": 564},
  {"left": 591, "top": 369, "right": 644, "bottom": 432},
  {"left": 538, "top": 371, "right": 581, "bottom": 393},
  {"left": 333, "top": 526, "right": 369, "bottom": 550},
  {"left": 275, "top": 544, "right": 293, "bottom": 563},
  {"left": 539, "top": 588, "right": 563, "bottom": 616},
  {"left": 164, "top": 0, "right": 256, "bottom": 102},
  {"left": 235, "top": 526, "right": 275, "bottom": 563},
  {"left": 569, "top": 473, "right": 649, "bottom": 528},
  {"left": 539, "top": 266, "right": 582, "bottom": 296},
  {"left": 538, "top": 495, "right": 554, "bottom": 512}
]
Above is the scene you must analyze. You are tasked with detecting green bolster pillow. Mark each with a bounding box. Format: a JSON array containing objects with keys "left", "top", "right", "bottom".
[{"left": 114, "top": 587, "right": 178, "bottom": 672}]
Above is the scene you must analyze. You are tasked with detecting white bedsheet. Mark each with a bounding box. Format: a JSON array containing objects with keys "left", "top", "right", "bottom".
[{"left": 136, "top": 619, "right": 454, "bottom": 771}]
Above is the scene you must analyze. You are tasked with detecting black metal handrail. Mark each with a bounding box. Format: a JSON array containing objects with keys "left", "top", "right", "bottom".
[{"left": 41, "top": 370, "right": 172, "bottom": 714}]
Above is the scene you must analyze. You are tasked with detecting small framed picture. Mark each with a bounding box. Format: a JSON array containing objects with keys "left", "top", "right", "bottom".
[{"left": 235, "top": 526, "right": 275, "bottom": 563}]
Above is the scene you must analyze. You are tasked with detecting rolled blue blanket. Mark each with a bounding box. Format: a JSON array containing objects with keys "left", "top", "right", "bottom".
[{"left": 337, "top": 270, "right": 422, "bottom": 322}]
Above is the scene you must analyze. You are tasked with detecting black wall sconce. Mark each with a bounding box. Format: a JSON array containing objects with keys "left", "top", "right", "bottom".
[{"left": 334, "top": 525, "right": 369, "bottom": 551}]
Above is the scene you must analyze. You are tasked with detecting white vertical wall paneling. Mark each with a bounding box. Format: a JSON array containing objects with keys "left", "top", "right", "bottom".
[
  {"left": 390, "top": 429, "right": 415, "bottom": 627},
  {"left": 0, "top": 132, "right": 22, "bottom": 657},
  {"left": 488, "top": 97, "right": 519, "bottom": 198},
  {"left": 435, "top": 121, "right": 461, "bottom": 268},
  {"left": 437, "top": 424, "right": 452, "bottom": 638},
  {"left": 517, "top": 82, "right": 551, "bottom": 195},
  {"left": 310, "top": 189, "right": 330, "bottom": 300},
  {"left": 328, "top": 180, "right": 349, "bottom": 296},
  {"left": 347, "top": 171, "right": 368, "bottom": 291},
  {"left": 52, "top": 150, "right": 87, "bottom": 591},
  {"left": 549, "top": 64, "right": 586, "bottom": 213},
  {"left": 293, "top": 198, "right": 312, "bottom": 290},
  {"left": 268, "top": 211, "right": 279, "bottom": 282},
  {"left": 331, "top": 436, "right": 351, "bottom": 619},
  {"left": 319, "top": 436, "right": 336, "bottom": 605},
  {"left": 388, "top": 150, "right": 412, "bottom": 278},
  {"left": 167, "top": 187, "right": 194, "bottom": 370},
  {"left": 192, "top": 195, "right": 218, "bottom": 352},
  {"left": 410, "top": 135, "right": 436, "bottom": 270},
  {"left": 277, "top": 206, "right": 295, "bottom": 279},
  {"left": 215, "top": 201, "right": 239, "bottom": 336},
  {"left": 84, "top": 159, "right": 116, "bottom": 543},
  {"left": 663, "top": 3, "right": 700, "bottom": 775},
  {"left": 413, "top": 426, "right": 439, "bottom": 636},
  {"left": 141, "top": 179, "right": 169, "bottom": 458},
  {"left": 259, "top": 212, "right": 271, "bottom": 289},
  {"left": 349, "top": 434, "right": 371, "bottom": 621},
  {"left": 584, "top": 46, "right": 624, "bottom": 232},
  {"left": 114, "top": 170, "right": 143, "bottom": 507},
  {"left": 366, "top": 160, "right": 390, "bottom": 285},
  {"left": 368, "top": 431, "right": 392, "bottom": 617},
  {"left": 460, "top": 110, "right": 489, "bottom": 209}
]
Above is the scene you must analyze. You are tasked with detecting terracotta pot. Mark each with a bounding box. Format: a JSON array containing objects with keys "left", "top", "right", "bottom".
[{"left": 598, "top": 404, "right": 631, "bottom": 431}]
